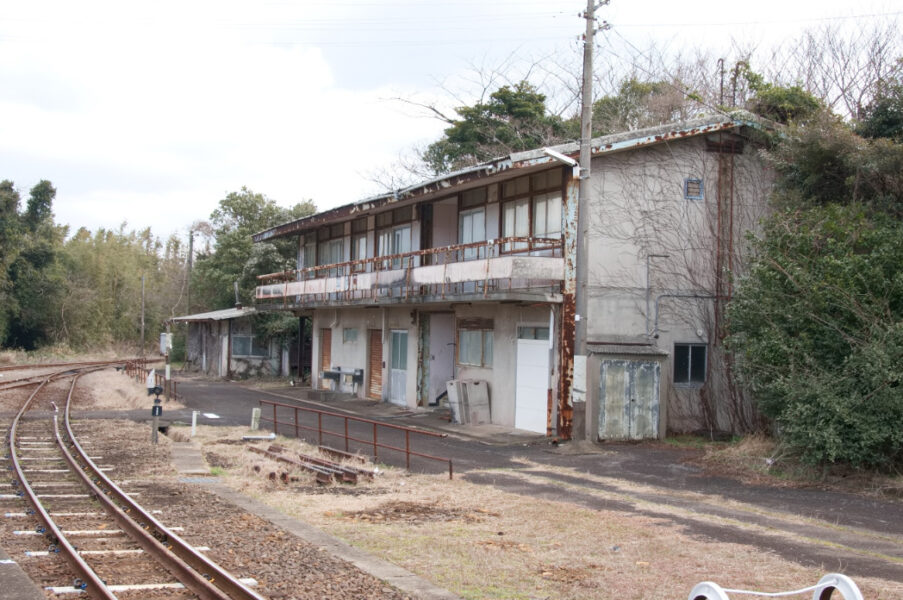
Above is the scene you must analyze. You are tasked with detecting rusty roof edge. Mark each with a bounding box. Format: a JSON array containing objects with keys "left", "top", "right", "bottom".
[
  {"left": 253, "top": 111, "right": 774, "bottom": 242},
  {"left": 509, "top": 110, "right": 772, "bottom": 164}
]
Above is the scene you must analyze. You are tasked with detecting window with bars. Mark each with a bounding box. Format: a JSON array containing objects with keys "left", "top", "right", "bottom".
[{"left": 684, "top": 178, "right": 704, "bottom": 200}]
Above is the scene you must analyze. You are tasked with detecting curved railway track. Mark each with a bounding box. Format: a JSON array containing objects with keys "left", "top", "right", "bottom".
[{"left": 4, "top": 364, "right": 268, "bottom": 600}]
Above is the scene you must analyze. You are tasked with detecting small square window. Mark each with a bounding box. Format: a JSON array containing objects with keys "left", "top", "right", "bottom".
[
  {"left": 342, "top": 328, "right": 358, "bottom": 343},
  {"left": 674, "top": 343, "right": 706, "bottom": 385},
  {"left": 684, "top": 178, "right": 703, "bottom": 200}
]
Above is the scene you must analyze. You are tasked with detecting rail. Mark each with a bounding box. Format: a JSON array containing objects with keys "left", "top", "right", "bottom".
[
  {"left": 257, "top": 398, "right": 454, "bottom": 479},
  {"left": 61, "top": 374, "right": 266, "bottom": 600},
  {"left": 8, "top": 375, "right": 115, "bottom": 599}
]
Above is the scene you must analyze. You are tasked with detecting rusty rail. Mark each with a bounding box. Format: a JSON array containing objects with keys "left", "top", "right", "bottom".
[
  {"left": 8, "top": 376, "right": 115, "bottom": 599},
  {"left": 61, "top": 375, "right": 266, "bottom": 600},
  {"left": 257, "top": 398, "right": 454, "bottom": 479}
]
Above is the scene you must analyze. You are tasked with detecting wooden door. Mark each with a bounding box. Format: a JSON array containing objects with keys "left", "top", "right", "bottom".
[
  {"left": 367, "top": 329, "right": 382, "bottom": 399},
  {"left": 319, "top": 328, "right": 332, "bottom": 389}
]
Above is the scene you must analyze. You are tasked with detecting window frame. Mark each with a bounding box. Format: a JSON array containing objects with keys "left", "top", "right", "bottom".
[
  {"left": 231, "top": 334, "right": 270, "bottom": 358},
  {"left": 458, "top": 206, "right": 487, "bottom": 260},
  {"left": 457, "top": 319, "right": 494, "bottom": 368},
  {"left": 499, "top": 167, "right": 565, "bottom": 252},
  {"left": 673, "top": 342, "right": 707, "bottom": 386},
  {"left": 684, "top": 177, "right": 704, "bottom": 200}
]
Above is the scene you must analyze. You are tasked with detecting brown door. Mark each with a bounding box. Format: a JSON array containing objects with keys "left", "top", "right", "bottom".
[
  {"left": 319, "top": 328, "right": 332, "bottom": 389},
  {"left": 368, "top": 329, "right": 383, "bottom": 399}
]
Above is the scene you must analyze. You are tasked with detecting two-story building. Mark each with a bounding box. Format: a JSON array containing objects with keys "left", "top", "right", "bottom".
[{"left": 252, "top": 112, "right": 773, "bottom": 441}]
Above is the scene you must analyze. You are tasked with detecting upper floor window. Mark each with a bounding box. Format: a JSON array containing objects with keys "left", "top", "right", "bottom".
[
  {"left": 351, "top": 217, "right": 368, "bottom": 270},
  {"left": 317, "top": 222, "right": 345, "bottom": 274},
  {"left": 459, "top": 207, "right": 486, "bottom": 260},
  {"left": 376, "top": 206, "right": 414, "bottom": 269},
  {"left": 501, "top": 168, "right": 564, "bottom": 251},
  {"left": 532, "top": 192, "right": 561, "bottom": 238}
]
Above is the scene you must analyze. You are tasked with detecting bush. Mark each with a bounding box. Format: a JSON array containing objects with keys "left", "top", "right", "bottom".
[{"left": 729, "top": 205, "right": 903, "bottom": 469}]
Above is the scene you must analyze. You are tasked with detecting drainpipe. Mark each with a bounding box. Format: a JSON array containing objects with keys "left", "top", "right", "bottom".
[
  {"left": 227, "top": 319, "right": 233, "bottom": 379},
  {"left": 645, "top": 254, "right": 670, "bottom": 336}
]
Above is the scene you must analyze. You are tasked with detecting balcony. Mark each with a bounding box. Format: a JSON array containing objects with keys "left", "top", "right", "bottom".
[{"left": 256, "top": 237, "right": 564, "bottom": 309}]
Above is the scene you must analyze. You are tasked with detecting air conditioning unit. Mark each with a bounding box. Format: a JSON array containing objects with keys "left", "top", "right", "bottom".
[{"left": 445, "top": 379, "right": 491, "bottom": 425}]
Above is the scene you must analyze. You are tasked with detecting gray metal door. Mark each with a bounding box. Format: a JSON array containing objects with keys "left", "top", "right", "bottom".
[{"left": 598, "top": 360, "right": 660, "bottom": 440}]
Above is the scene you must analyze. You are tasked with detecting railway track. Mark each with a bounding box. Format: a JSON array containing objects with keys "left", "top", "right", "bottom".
[
  {"left": 3, "top": 366, "right": 268, "bottom": 599},
  {"left": 0, "top": 359, "right": 145, "bottom": 392}
]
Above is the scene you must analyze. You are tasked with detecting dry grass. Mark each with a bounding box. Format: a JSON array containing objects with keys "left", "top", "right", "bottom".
[
  {"left": 695, "top": 435, "right": 903, "bottom": 498},
  {"left": 78, "top": 369, "right": 186, "bottom": 410},
  {"left": 184, "top": 426, "right": 903, "bottom": 600}
]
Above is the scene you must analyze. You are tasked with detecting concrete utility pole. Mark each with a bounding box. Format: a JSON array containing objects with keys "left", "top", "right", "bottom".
[
  {"left": 187, "top": 229, "right": 194, "bottom": 315},
  {"left": 576, "top": 0, "right": 609, "bottom": 357},
  {"left": 140, "top": 274, "right": 146, "bottom": 356},
  {"left": 558, "top": 0, "right": 608, "bottom": 441}
]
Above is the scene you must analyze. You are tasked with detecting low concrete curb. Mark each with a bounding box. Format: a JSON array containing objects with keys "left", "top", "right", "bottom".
[
  {"left": 196, "top": 480, "right": 461, "bottom": 600},
  {"left": 0, "top": 546, "right": 45, "bottom": 600},
  {"left": 170, "top": 441, "right": 210, "bottom": 475}
]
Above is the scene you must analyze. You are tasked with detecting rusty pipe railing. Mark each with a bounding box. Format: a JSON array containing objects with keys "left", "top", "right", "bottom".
[
  {"left": 257, "top": 398, "right": 453, "bottom": 479},
  {"left": 256, "top": 236, "right": 562, "bottom": 284}
]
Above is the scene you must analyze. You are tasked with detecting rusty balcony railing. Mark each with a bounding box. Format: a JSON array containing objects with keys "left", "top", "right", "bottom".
[{"left": 255, "top": 236, "right": 564, "bottom": 306}]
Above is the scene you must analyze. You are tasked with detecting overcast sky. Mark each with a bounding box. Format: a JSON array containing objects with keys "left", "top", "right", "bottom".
[{"left": 1, "top": 0, "right": 898, "bottom": 239}]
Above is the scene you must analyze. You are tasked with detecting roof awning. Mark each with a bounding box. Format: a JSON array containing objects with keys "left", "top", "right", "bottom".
[{"left": 169, "top": 307, "right": 257, "bottom": 323}]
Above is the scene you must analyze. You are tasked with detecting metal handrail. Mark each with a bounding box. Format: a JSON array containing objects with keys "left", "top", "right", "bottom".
[
  {"left": 257, "top": 236, "right": 562, "bottom": 283},
  {"left": 257, "top": 398, "right": 454, "bottom": 479}
]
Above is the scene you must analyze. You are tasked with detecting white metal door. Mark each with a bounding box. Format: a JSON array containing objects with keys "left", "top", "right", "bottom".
[
  {"left": 598, "top": 360, "right": 660, "bottom": 440},
  {"left": 515, "top": 338, "right": 550, "bottom": 433},
  {"left": 389, "top": 330, "right": 407, "bottom": 406}
]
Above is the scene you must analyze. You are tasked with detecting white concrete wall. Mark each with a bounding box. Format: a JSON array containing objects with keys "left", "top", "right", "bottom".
[{"left": 583, "top": 137, "right": 771, "bottom": 433}]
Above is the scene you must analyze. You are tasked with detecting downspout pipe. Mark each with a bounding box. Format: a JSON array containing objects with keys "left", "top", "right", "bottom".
[{"left": 645, "top": 254, "right": 670, "bottom": 336}]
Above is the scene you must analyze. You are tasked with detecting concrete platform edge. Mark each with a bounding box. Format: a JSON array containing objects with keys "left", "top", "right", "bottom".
[{"left": 0, "top": 545, "right": 45, "bottom": 600}]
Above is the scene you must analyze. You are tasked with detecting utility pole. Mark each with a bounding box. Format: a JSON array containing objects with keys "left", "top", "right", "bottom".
[
  {"left": 140, "top": 274, "right": 146, "bottom": 357},
  {"left": 187, "top": 229, "right": 194, "bottom": 315},
  {"left": 576, "top": 0, "right": 609, "bottom": 358}
]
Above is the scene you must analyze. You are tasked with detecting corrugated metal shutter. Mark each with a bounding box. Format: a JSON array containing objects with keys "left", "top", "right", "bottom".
[
  {"left": 368, "top": 329, "right": 382, "bottom": 400},
  {"left": 319, "top": 328, "right": 332, "bottom": 390}
]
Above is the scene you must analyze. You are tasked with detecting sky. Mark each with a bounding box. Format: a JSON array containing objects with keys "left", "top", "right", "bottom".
[{"left": 1, "top": 0, "right": 898, "bottom": 240}]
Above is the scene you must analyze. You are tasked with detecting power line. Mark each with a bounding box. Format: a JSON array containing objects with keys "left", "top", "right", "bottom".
[{"left": 613, "top": 10, "right": 901, "bottom": 29}]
